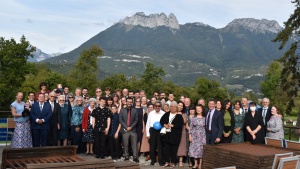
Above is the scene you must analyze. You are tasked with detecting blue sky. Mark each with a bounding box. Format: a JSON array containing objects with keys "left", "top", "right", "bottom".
[{"left": 0, "top": 0, "right": 295, "bottom": 54}]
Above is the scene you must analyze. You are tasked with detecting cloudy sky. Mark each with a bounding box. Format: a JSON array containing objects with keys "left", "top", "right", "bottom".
[{"left": 0, "top": 0, "right": 296, "bottom": 54}]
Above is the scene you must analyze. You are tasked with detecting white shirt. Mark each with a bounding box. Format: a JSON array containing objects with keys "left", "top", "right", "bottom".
[{"left": 146, "top": 110, "right": 165, "bottom": 137}]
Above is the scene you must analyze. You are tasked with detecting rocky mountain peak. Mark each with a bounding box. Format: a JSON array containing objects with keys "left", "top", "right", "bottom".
[
  {"left": 225, "top": 18, "right": 283, "bottom": 33},
  {"left": 120, "top": 12, "right": 180, "bottom": 29}
]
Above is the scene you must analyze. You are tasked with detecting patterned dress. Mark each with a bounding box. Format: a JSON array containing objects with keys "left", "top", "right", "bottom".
[
  {"left": 266, "top": 115, "right": 284, "bottom": 139},
  {"left": 11, "top": 101, "right": 32, "bottom": 148},
  {"left": 177, "top": 113, "right": 187, "bottom": 156},
  {"left": 188, "top": 117, "right": 206, "bottom": 158},
  {"left": 82, "top": 111, "right": 94, "bottom": 143},
  {"left": 232, "top": 109, "right": 245, "bottom": 143},
  {"left": 140, "top": 112, "right": 150, "bottom": 153}
]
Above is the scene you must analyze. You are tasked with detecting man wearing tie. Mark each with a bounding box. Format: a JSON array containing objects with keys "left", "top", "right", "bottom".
[
  {"left": 205, "top": 98, "right": 224, "bottom": 144},
  {"left": 30, "top": 93, "right": 52, "bottom": 147},
  {"left": 119, "top": 97, "right": 139, "bottom": 163},
  {"left": 48, "top": 92, "right": 61, "bottom": 146},
  {"left": 258, "top": 98, "right": 272, "bottom": 138}
]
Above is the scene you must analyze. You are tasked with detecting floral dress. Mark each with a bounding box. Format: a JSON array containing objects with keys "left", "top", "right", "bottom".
[
  {"left": 266, "top": 115, "right": 284, "bottom": 139},
  {"left": 232, "top": 109, "right": 245, "bottom": 143},
  {"left": 82, "top": 111, "right": 94, "bottom": 143},
  {"left": 188, "top": 116, "right": 206, "bottom": 158}
]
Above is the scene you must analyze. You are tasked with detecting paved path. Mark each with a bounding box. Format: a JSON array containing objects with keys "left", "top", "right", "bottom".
[{"left": 0, "top": 145, "right": 190, "bottom": 169}]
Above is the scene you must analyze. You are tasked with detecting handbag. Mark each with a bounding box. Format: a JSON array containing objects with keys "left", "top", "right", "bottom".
[{"left": 160, "top": 114, "right": 176, "bottom": 135}]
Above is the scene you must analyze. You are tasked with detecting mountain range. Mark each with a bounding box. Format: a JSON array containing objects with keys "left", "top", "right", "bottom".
[{"left": 37, "top": 12, "right": 287, "bottom": 94}]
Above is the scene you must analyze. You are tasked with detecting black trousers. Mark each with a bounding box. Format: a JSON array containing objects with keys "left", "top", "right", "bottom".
[
  {"left": 109, "top": 136, "right": 120, "bottom": 158},
  {"left": 94, "top": 130, "right": 106, "bottom": 157},
  {"left": 221, "top": 126, "right": 233, "bottom": 143},
  {"left": 149, "top": 128, "right": 163, "bottom": 163},
  {"left": 48, "top": 127, "right": 58, "bottom": 146},
  {"left": 164, "top": 143, "right": 179, "bottom": 164}
]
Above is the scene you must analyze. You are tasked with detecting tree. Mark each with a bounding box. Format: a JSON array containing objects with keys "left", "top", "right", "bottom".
[
  {"left": 260, "top": 61, "right": 283, "bottom": 103},
  {"left": 69, "top": 45, "right": 103, "bottom": 91},
  {"left": 0, "top": 35, "right": 35, "bottom": 110},
  {"left": 194, "top": 77, "right": 227, "bottom": 101},
  {"left": 139, "top": 62, "right": 165, "bottom": 93},
  {"left": 272, "top": 0, "right": 300, "bottom": 115}
]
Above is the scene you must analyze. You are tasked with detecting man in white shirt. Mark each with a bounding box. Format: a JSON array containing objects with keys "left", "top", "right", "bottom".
[
  {"left": 146, "top": 101, "right": 165, "bottom": 166},
  {"left": 166, "top": 93, "right": 176, "bottom": 106}
]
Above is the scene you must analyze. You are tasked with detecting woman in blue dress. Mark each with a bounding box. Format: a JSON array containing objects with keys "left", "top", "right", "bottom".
[{"left": 10, "top": 92, "right": 32, "bottom": 148}]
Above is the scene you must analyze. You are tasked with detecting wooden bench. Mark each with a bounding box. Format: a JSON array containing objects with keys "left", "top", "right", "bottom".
[
  {"left": 26, "top": 159, "right": 115, "bottom": 169},
  {"left": 114, "top": 161, "right": 140, "bottom": 169},
  {"left": 2, "top": 146, "right": 85, "bottom": 169}
]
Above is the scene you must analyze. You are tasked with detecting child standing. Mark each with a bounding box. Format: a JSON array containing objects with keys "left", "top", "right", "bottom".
[{"left": 108, "top": 105, "right": 121, "bottom": 160}]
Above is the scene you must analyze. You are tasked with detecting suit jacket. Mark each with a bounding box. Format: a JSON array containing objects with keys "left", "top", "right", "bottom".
[
  {"left": 119, "top": 107, "right": 138, "bottom": 134},
  {"left": 258, "top": 107, "right": 272, "bottom": 128},
  {"left": 30, "top": 102, "right": 52, "bottom": 129},
  {"left": 49, "top": 101, "right": 61, "bottom": 129},
  {"left": 206, "top": 109, "right": 224, "bottom": 140}
]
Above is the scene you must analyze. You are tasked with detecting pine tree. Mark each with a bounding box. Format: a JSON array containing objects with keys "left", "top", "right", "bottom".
[{"left": 273, "top": 0, "right": 300, "bottom": 115}]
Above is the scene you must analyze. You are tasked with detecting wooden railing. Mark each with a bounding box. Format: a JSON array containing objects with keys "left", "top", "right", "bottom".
[{"left": 283, "top": 125, "right": 300, "bottom": 141}]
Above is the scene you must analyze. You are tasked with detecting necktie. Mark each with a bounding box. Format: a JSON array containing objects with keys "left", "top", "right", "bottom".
[
  {"left": 206, "top": 110, "right": 211, "bottom": 130},
  {"left": 127, "top": 108, "right": 131, "bottom": 127},
  {"left": 40, "top": 104, "right": 43, "bottom": 112},
  {"left": 263, "top": 108, "right": 266, "bottom": 124}
]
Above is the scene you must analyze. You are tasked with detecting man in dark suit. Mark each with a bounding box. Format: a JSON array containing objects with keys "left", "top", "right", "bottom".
[
  {"left": 30, "top": 93, "right": 52, "bottom": 147},
  {"left": 48, "top": 92, "right": 61, "bottom": 146},
  {"left": 258, "top": 98, "right": 272, "bottom": 138},
  {"left": 119, "top": 97, "right": 139, "bottom": 163},
  {"left": 205, "top": 98, "right": 224, "bottom": 144}
]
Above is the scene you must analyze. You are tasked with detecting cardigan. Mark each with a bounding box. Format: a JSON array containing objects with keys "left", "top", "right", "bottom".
[{"left": 160, "top": 112, "right": 184, "bottom": 145}]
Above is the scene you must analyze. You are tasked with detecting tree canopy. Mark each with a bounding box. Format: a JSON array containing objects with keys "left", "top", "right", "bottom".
[{"left": 272, "top": 0, "right": 300, "bottom": 114}]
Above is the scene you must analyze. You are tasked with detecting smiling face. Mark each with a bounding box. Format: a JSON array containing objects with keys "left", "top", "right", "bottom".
[{"left": 271, "top": 106, "right": 278, "bottom": 115}]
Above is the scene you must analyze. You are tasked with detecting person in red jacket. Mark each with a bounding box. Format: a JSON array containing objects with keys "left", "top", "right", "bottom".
[
  {"left": 35, "top": 82, "right": 51, "bottom": 101},
  {"left": 82, "top": 98, "right": 97, "bottom": 155}
]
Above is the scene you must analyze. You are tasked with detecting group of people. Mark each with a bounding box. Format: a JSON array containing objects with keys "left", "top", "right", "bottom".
[{"left": 10, "top": 82, "right": 285, "bottom": 169}]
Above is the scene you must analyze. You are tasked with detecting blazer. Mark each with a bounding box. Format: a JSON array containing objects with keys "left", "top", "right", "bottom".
[
  {"left": 221, "top": 110, "right": 235, "bottom": 133},
  {"left": 49, "top": 101, "right": 61, "bottom": 129},
  {"left": 119, "top": 107, "right": 138, "bottom": 134},
  {"left": 160, "top": 112, "right": 184, "bottom": 145},
  {"left": 205, "top": 109, "right": 224, "bottom": 140},
  {"left": 30, "top": 102, "right": 52, "bottom": 129},
  {"left": 257, "top": 107, "right": 272, "bottom": 128}
]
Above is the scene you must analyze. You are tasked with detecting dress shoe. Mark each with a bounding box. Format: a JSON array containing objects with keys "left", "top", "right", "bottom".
[
  {"left": 133, "top": 158, "right": 139, "bottom": 163},
  {"left": 150, "top": 162, "right": 155, "bottom": 165},
  {"left": 124, "top": 157, "right": 129, "bottom": 161},
  {"left": 95, "top": 155, "right": 100, "bottom": 159}
]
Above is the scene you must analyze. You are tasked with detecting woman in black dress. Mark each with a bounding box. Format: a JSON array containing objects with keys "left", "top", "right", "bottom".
[
  {"left": 160, "top": 102, "right": 184, "bottom": 168},
  {"left": 244, "top": 102, "right": 264, "bottom": 144}
]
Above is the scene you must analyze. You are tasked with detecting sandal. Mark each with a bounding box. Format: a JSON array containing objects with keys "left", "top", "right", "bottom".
[{"left": 163, "top": 163, "right": 170, "bottom": 168}]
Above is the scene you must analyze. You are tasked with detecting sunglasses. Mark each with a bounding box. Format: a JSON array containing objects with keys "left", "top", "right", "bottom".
[{"left": 155, "top": 105, "right": 161, "bottom": 107}]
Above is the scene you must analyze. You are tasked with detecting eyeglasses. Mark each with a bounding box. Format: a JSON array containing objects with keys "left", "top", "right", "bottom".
[
  {"left": 85, "top": 98, "right": 90, "bottom": 100},
  {"left": 50, "top": 96, "right": 55, "bottom": 97},
  {"left": 155, "top": 105, "right": 161, "bottom": 107}
]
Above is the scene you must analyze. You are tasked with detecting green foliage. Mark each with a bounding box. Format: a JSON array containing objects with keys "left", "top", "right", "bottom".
[
  {"left": 272, "top": 1, "right": 300, "bottom": 115},
  {"left": 0, "top": 36, "right": 35, "bottom": 110},
  {"left": 19, "top": 63, "right": 69, "bottom": 95},
  {"left": 260, "top": 61, "right": 283, "bottom": 102},
  {"left": 194, "top": 77, "right": 227, "bottom": 101},
  {"left": 69, "top": 45, "right": 103, "bottom": 91},
  {"left": 100, "top": 74, "right": 132, "bottom": 90}
]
